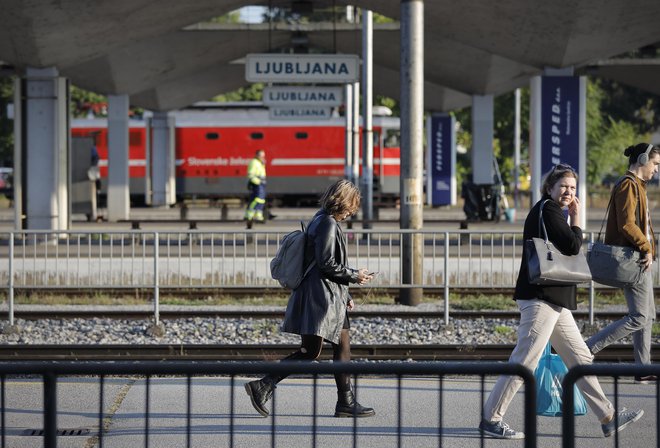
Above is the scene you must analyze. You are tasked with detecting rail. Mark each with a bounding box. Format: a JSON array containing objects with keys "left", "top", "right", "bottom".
[
  {"left": 2, "top": 230, "right": 658, "bottom": 326},
  {"left": 562, "top": 363, "right": 660, "bottom": 448},
  {"left": 0, "top": 360, "right": 537, "bottom": 448}
]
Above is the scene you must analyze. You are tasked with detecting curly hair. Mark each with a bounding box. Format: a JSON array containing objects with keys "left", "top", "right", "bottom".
[{"left": 319, "top": 180, "right": 361, "bottom": 218}]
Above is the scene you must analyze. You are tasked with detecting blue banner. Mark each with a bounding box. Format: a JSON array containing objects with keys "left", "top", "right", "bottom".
[
  {"left": 427, "top": 114, "right": 454, "bottom": 206},
  {"left": 541, "top": 76, "right": 580, "bottom": 175}
]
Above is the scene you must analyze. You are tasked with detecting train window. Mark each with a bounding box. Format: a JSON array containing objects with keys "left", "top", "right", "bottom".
[
  {"left": 384, "top": 129, "right": 400, "bottom": 148},
  {"left": 373, "top": 131, "right": 380, "bottom": 147},
  {"left": 206, "top": 132, "right": 220, "bottom": 140},
  {"left": 250, "top": 132, "right": 264, "bottom": 140},
  {"left": 295, "top": 132, "right": 308, "bottom": 139}
]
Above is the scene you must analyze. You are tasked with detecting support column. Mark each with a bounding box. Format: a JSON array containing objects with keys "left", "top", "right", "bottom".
[
  {"left": 361, "top": 9, "right": 374, "bottom": 228},
  {"left": 471, "top": 94, "right": 494, "bottom": 185},
  {"left": 15, "top": 67, "right": 69, "bottom": 230},
  {"left": 351, "top": 82, "right": 360, "bottom": 185},
  {"left": 107, "top": 94, "right": 130, "bottom": 221},
  {"left": 399, "top": 0, "right": 424, "bottom": 306},
  {"left": 344, "top": 84, "right": 354, "bottom": 183},
  {"left": 149, "top": 111, "right": 176, "bottom": 207}
]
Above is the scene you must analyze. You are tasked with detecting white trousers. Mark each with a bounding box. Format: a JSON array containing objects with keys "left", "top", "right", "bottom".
[{"left": 483, "top": 299, "right": 614, "bottom": 422}]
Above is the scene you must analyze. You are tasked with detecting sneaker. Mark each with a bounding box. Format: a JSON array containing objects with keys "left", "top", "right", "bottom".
[
  {"left": 479, "top": 419, "right": 524, "bottom": 439},
  {"left": 634, "top": 375, "right": 657, "bottom": 384},
  {"left": 602, "top": 409, "right": 644, "bottom": 437}
]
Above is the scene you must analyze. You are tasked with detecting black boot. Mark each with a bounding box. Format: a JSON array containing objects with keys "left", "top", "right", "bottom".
[
  {"left": 334, "top": 388, "right": 375, "bottom": 418},
  {"left": 244, "top": 378, "right": 276, "bottom": 417}
]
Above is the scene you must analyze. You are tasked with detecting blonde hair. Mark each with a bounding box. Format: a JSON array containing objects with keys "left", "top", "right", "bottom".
[{"left": 319, "top": 180, "right": 361, "bottom": 218}]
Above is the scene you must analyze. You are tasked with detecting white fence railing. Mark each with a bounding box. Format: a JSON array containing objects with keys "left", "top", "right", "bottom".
[{"left": 2, "top": 230, "right": 657, "bottom": 326}]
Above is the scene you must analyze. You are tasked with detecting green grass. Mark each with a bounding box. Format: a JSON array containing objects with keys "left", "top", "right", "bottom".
[
  {"left": 494, "top": 325, "right": 514, "bottom": 336},
  {"left": 653, "top": 323, "right": 660, "bottom": 337},
  {"left": 5, "top": 289, "right": 628, "bottom": 310}
]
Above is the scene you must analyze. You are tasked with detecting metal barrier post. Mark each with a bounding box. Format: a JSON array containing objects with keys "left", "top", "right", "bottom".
[
  {"left": 588, "top": 231, "right": 595, "bottom": 325},
  {"left": 8, "top": 232, "right": 14, "bottom": 327},
  {"left": 153, "top": 231, "right": 160, "bottom": 326},
  {"left": 444, "top": 231, "right": 450, "bottom": 326},
  {"left": 44, "top": 370, "right": 57, "bottom": 448}
]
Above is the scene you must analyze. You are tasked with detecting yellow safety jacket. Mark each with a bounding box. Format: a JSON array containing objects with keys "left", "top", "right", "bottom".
[{"left": 247, "top": 157, "right": 266, "bottom": 186}]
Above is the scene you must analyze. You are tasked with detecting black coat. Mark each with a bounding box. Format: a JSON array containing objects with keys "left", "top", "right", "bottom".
[
  {"left": 282, "top": 210, "right": 360, "bottom": 343},
  {"left": 514, "top": 195, "right": 583, "bottom": 310}
]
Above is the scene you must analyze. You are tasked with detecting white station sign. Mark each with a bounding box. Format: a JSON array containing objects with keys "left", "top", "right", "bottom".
[
  {"left": 246, "top": 54, "right": 359, "bottom": 83},
  {"left": 269, "top": 107, "right": 332, "bottom": 120},
  {"left": 263, "top": 86, "right": 344, "bottom": 107}
]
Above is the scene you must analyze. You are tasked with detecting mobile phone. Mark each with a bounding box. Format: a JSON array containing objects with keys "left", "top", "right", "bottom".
[{"left": 368, "top": 271, "right": 379, "bottom": 276}]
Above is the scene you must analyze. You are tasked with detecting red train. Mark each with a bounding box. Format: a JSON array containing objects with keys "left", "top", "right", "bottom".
[{"left": 71, "top": 103, "right": 401, "bottom": 204}]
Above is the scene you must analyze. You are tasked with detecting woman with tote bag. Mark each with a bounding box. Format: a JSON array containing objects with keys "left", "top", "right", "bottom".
[{"left": 478, "top": 163, "right": 643, "bottom": 440}]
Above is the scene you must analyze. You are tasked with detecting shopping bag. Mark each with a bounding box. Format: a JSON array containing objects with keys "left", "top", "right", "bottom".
[{"left": 534, "top": 343, "right": 588, "bottom": 416}]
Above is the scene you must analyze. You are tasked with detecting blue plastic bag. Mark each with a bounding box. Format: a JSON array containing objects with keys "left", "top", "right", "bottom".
[{"left": 534, "top": 343, "right": 588, "bottom": 416}]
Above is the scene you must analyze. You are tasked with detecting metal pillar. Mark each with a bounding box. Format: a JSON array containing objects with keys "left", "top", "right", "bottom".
[
  {"left": 15, "top": 67, "right": 70, "bottom": 230},
  {"left": 352, "top": 82, "right": 360, "bottom": 186},
  {"left": 149, "top": 111, "right": 176, "bottom": 207},
  {"left": 107, "top": 94, "right": 130, "bottom": 221},
  {"left": 344, "top": 84, "right": 354, "bottom": 183},
  {"left": 361, "top": 9, "right": 374, "bottom": 228},
  {"left": 514, "top": 88, "right": 521, "bottom": 209},
  {"left": 399, "top": 0, "right": 424, "bottom": 306},
  {"left": 471, "top": 94, "right": 494, "bottom": 185}
]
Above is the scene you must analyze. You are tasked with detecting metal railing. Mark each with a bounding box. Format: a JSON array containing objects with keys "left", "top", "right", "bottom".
[
  {"left": 2, "top": 230, "right": 659, "bottom": 326},
  {"left": 0, "top": 360, "right": 536, "bottom": 448},
  {"left": 562, "top": 364, "right": 660, "bottom": 448}
]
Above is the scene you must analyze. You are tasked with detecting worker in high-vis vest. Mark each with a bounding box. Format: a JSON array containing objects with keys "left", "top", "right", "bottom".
[{"left": 245, "top": 149, "right": 267, "bottom": 223}]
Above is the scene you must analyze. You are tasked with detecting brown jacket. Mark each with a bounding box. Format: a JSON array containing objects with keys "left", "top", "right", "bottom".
[{"left": 605, "top": 173, "right": 656, "bottom": 258}]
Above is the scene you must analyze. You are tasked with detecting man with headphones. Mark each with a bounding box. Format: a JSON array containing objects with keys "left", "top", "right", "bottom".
[{"left": 587, "top": 143, "right": 660, "bottom": 382}]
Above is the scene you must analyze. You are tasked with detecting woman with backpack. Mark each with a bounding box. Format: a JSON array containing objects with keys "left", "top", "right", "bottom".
[{"left": 245, "top": 179, "right": 375, "bottom": 418}]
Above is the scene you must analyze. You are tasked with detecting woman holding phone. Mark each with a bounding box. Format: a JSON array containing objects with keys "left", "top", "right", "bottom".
[{"left": 245, "top": 180, "right": 375, "bottom": 418}]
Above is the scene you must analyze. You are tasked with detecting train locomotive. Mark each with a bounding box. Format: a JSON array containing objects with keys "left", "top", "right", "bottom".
[{"left": 71, "top": 103, "right": 401, "bottom": 205}]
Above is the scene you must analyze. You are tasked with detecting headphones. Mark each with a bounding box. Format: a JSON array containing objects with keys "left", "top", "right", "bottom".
[{"left": 638, "top": 144, "right": 654, "bottom": 165}]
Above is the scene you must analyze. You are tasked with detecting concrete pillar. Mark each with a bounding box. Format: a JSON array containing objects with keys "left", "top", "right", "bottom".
[
  {"left": 361, "top": 9, "right": 374, "bottom": 228},
  {"left": 15, "top": 67, "right": 69, "bottom": 230},
  {"left": 471, "top": 94, "right": 494, "bottom": 185},
  {"left": 149, "top": 111, "right": 176, "bottom": 207},
  {"left": 399, "top": 0, "right": 424, "bottom": 306},
  {"left": 107, "top": 94, "right": 130, "bottom": 221}
]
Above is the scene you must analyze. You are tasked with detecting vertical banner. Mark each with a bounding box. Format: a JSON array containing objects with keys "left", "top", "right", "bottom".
[
  {"left": 540, "top": 76, "right": 581, "bottom": 175},
  {"left": 426, "top": 114, "right": 456, "bottom": 206}
]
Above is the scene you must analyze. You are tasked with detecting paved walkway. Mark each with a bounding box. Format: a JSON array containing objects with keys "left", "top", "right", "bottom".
[{"left": 1, "top": 373, "right": 656, "bottom": 447}]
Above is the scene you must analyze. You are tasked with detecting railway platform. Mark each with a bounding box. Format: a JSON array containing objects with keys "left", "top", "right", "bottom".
[{"left": 1, "top": 371, "right": 656, "bottom": 448}]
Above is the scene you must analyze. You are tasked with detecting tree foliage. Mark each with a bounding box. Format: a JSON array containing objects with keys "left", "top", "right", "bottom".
[{"left": 0, "top": 76, "right": 13, "bottom": 165}]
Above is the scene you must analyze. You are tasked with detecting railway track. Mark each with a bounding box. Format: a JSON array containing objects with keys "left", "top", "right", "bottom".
[
  {"left": 0, "top": 343, "right": 654, "bottom": 362},
  {"left": 0, "top": 309, "right": 642, "bottom": 321}
]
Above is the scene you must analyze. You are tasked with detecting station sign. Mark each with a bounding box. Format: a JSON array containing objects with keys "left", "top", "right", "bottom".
[
  {"left": 263, "top": 86, "right": 343, "bottom": 107},
  {"left": 426, "top": 114, "right": 456, "bottom": 206},
  {"left": 269, "top": 106, "right": 332, "bottom": 120},
  {"left": 246, "top": 54, "right": 359, "bottom": 83},
  {"left": 540, "top": 76, "right": 581, "bottom": 173}
]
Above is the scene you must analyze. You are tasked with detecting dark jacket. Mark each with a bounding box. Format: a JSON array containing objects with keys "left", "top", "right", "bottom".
[
  {"left": 514, "top": 195, "right": 583, "bottom": 310},
  {"left": 282, "top": 210, "right": 360, "bottom": 343},
  {"left": 605, "top": 173, "right": 656, "bottom": 258}
]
